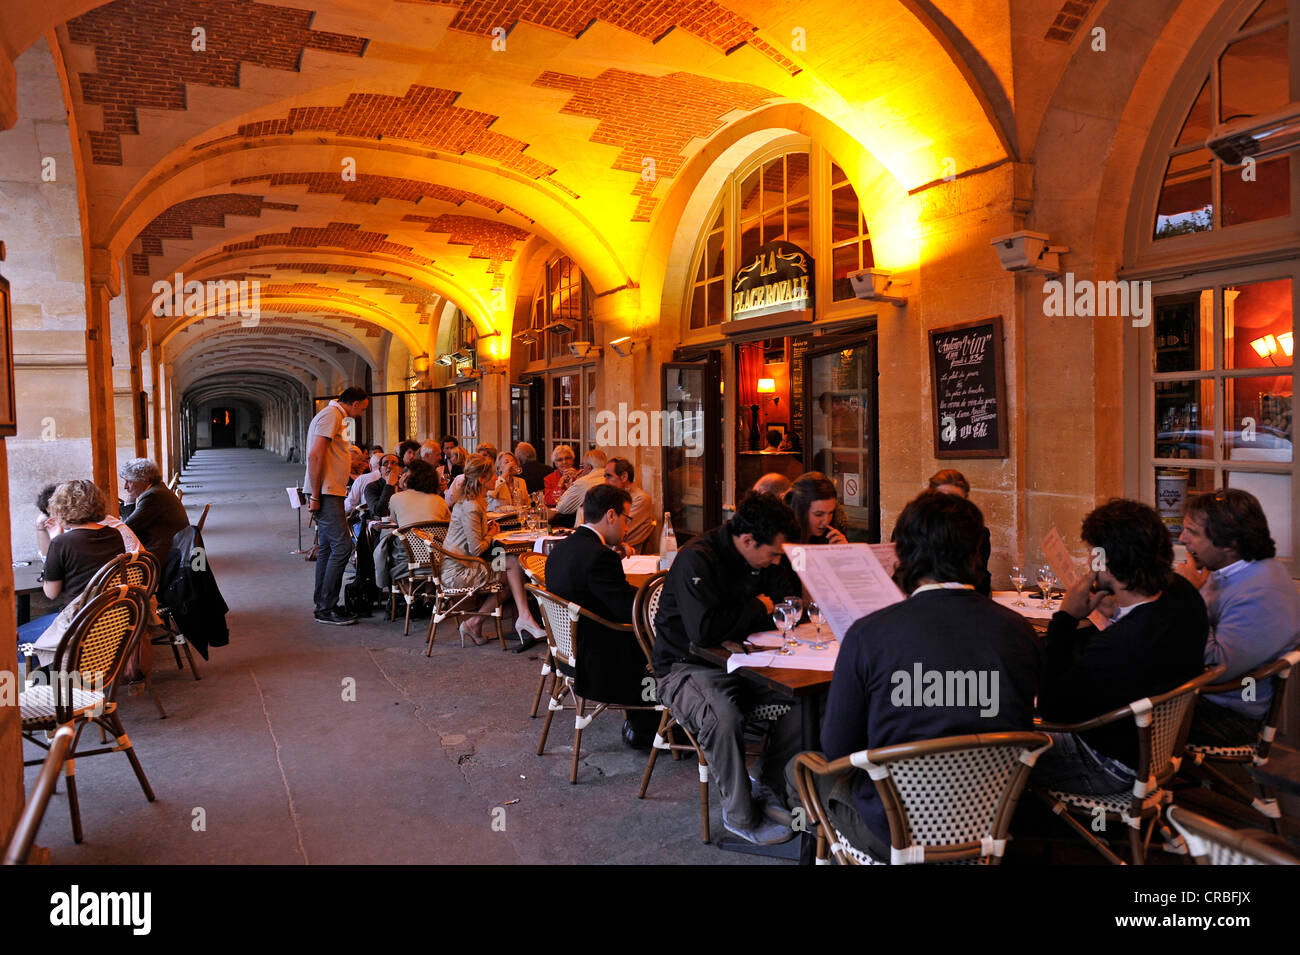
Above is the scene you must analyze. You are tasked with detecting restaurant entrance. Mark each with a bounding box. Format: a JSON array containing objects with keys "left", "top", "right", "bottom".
[
  {"left": 661, "top": 354, "right": 723, "bottom": 542},
  {"left": 209, "top": 407, "right": 237, "bottom": 448}
]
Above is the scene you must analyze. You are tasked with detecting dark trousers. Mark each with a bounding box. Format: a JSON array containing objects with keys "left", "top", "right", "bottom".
[
  {"left": 312, "top": 495, "right": 352, "bottom": 612},
  {"left": 784, "top": 754, "right": 889, "bottom": 862},
  {"left": 1187, "top": 697, "right": 1263, "bottom": 747}
]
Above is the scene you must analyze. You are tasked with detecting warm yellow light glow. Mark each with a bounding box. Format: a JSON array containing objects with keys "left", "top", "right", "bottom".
[
  {"left": 412, "top": 354, "right": 430, "bottom": 374},
  {"left": 1280, "top": 332, "right": 1293, "bottom": 358},
  {"left": 1251, "top": 334, "right": 1279, "bottom": 359},
  {"left": 756, "top": 378, "right": 776, "bottom": 393}
]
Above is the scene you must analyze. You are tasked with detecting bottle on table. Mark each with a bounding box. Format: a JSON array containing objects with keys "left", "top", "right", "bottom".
[{"left": 659, "top": 512, "right": 678, "bottom": 571}]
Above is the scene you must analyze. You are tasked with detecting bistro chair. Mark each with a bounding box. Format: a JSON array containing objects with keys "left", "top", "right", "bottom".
[
  {"left": 150, "top": 544, "right": 203, "bottom": 683},
  {"left": 19, "top": 585, "right": 156, "bottom": 844},
  {"left": 428, "top": 539, "right": 505, "bottom": 652},
  {"left": 517, "top": 553, "right": 553, "bottom": 718},
  {"left": 1165, "top": 805, "right": 1299, "bottom": 865},
  {"left": 195, "top": 502, "right": 211, "bottom": 535},
  {"left": 527, "top": 582, "right": 659, "bottom": 784},
  {"left": 1031, "top": 666, "right": 1227, "bottom": 865},
  {"left": 389, "top": 521, "right": 448, "bottom": 635},
  {"left": 1183, "top": 649, "right": 1300, "bottom": 832},
  {"left": 793, "top": 732, "right": 1053, "bottom": 865},
  {"left": 3, "top": 724, "right": 75, "bottom": 864},
  {"left": 83, "top": 551, "right": 166, "bottom": 719}
]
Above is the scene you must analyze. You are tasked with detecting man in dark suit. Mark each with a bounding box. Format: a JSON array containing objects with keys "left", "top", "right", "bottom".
[
  {"left": 544, "top": 483, "right": 659, "bottom": 748},
  {"left": 119, "top": 457, "right": 190, "bottom": 565}
]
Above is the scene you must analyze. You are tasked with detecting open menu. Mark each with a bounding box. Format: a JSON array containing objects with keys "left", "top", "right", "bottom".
[
  {"left": 1042, "top": 525, "right": 1110, "bottom": 630},
  {"left": 782, "top": 543, "right": 905, "bottom": 642}
]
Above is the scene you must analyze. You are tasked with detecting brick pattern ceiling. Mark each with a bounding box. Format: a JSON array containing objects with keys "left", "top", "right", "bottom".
[
  {"left": 133, "top": 193, "right": 299, "bottom": 275},
  {"left": 401, "top": 214, "right": 529, "bottom": 273},
  {"left": 221, "top": 223, "right": 433, "bottom": 266},
  {"left": 68, "top": 0, "right": 368, "bottom": 165},
  {"left": 230, "top": 172, "right": 526, "bottom": 217}
]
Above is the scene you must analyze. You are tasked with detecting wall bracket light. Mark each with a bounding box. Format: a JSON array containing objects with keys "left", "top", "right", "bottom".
[
  {"left": 848, "top": 268, "right": 909, "bottom": 306},
  {"left": 990, "top": 231, "right": 1068, "bottom": 276},
  {"left": 609, "top": 335, "right": 649, "bottom": 357}
]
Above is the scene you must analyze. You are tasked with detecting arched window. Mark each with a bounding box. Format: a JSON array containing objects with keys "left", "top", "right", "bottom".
[{"left": 1137, "top": 0, "right": 1298, "bottom": 564}]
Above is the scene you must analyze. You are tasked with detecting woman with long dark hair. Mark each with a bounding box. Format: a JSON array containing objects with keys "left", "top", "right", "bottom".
[{"left": 789, "top": 472, "right": 848, "bottom": 545}]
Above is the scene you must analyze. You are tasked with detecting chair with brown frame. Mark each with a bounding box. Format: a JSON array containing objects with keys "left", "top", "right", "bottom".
[
  {"left": 150, "top": 542, "right": 203, "bottom": 683},
  {"left": 18, "top": 585, "right": 157, "bottom": 843},
  {"left": 1165, "top": 804, "right": 1299, "bottom": 865},
  {"left": 527, "top": 581, "right": 659, "bottom": 784},
  {"left": 1183, "top": 649, "right": 1300, "bottom": 833},
  {"left": 83, "top": 551, "right": 166, "bottom": 719},
  {"left": 428, "top": 539, "right": 506, "bottom": 651},
  {"left": 388, "top": 521, "right": 448, "bottom": 635},
  {"left": 793, "top": 731, "right": 1053, "bottom": 864},
  {"left": 1031, "top": 665, "right": 1227, "bottom": 865},
  {"left": 195, "top": 502, "right": 211, "bottom": 535},
  {"left": 3, "top": 724, "right": 75, "bottom": 864},
  {"left": 517, "top": 552, "right": 553, "bottom": 718}
]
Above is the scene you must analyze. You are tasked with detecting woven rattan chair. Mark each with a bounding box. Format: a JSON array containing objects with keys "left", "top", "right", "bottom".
[
  {"left": 428, "top": 539, "right": 506, "bottom": 652},
  {"left": 4, "top": 724, "right": 75, "bottom": 865},
  {"left": 1032, "top": 666, "right": 1227, "bottom": 865},
  {"left": 1166, "top": 804, "right": 1299, "bottom": 865},
  {"left": 19, "top": 585, "right": 156, "bottom": 843},
  {"left": 632, "top": 571, "right": 795, "bottom": 843},
  {"left": 151, "top": 544, "right": 202, "bottom": 682},
  {"left": 389, "top": 521, "right": 448, "bottom": 635},
  {"left": 83, "top": 551, "right": 166, "bottom": 718},
  {"left": 793, "top": 731, "right": 1053, "bottom": 864},
  {"left": 527, "top": 581, "right": 659, "bottom": 783},
  {"left": 518, "top": 553, "right": 553, "bottom": 718},
  {"left": 1184, "top": 649, "right": 1300, "bottom": 832}
]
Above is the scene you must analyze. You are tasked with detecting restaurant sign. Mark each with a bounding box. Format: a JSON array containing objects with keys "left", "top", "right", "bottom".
[{"left": 731, "top": 241, "right": 813, "bottom": 321}]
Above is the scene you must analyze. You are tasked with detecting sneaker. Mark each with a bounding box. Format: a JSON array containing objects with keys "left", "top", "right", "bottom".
[
  {"left": 314, "top": 607, "right": 358, "bottom": 626},
  {"left": 750, "top": 776, "right": 794, "bottom": 827},
  {"left": 721, "top": 802, "right": 795, "bottom": 845}
]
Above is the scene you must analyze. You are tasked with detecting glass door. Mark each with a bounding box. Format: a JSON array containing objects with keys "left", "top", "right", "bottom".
[
  {"left": 804, "top": 336, "right": 880, "bottom": 541},
  {"left": 663, "top": 355, "right": 722, "bottom": 541}
]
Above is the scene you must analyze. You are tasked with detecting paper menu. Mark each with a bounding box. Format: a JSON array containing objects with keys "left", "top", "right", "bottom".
[
  {"left": 783, "top": 543, "right": 904, "bottom": 642},
  {"left": 1041, "top": 525, "right": 1109, "bottom": 630}
]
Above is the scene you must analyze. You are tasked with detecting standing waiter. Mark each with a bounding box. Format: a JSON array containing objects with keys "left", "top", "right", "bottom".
[{"left": 305, "top": 386, "right": 370, "bottom": 625}]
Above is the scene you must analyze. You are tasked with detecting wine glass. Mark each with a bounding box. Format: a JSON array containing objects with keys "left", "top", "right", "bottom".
[
  {"left": 1036, "top": 565, "right": 1054, "bottom": 609},
  {"left": 1010, "top": 565, "right": 1028, "bottom": 607},
  {"left": 808, "top": 601, "right": 827, "bottom": 650},
  {"left": 1046, "top": 568, "right": 1060, "bottom": 610},
  {"left": 779, "top": 599, "right": 802, "bottom": 654},
  {"left": 771, "top": 604, "right": 794, "bottom": 656}
]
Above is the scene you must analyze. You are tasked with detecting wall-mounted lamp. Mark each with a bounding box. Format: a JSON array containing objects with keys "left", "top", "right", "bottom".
[
  {"left": 450, "top": 349, "right": 473, "bottom": 363},
  {"left": 546, "top": 319, "right": 575, "bottom": 335},
  {"left": 1207, "top": 103, "right": 1300, "bottom": 165},
  {"left": 412, "top": 354, "right": 430, "bottom": 374},
  {"left": 756, "top": 377, "right": 779, "bottom": 406},
  {"left": 847, "top": 268, "right": 909, "bottom": 306},
  {"left": 434, "top": 354, "right": 454, "bottom": 367},
  {"left": 990, "top": 231, "right": 1068, "bottom": 275},
  {"left": 609, "top": 335, "right": 649, "bottom": 357},
  {"left": 457, "top": 367, "right": 484, "bottom": 381},
  {"left": 514, "top": 329, "right": 538, "bottom": 346},
  {"left": 568, "top": 340, "right": 601, "bottom": 359},
  {"left": 1250, "top": 333, "right": 1292, "bottom": 364}
]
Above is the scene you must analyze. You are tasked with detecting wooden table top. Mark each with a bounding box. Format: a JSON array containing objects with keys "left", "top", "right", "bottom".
[{"left": 690, "top": 641, "right": 832, "bottom": 699}]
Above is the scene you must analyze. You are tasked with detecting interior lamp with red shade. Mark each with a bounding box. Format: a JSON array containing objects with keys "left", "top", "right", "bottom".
[{"left": 1250, "top": 333, "right": 1292, "bottom": 364}]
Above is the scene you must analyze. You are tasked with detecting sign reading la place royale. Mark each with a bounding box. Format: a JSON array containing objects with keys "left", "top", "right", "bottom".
[{"left": 729, "top": 240, "right": 814, "bottom": 326}]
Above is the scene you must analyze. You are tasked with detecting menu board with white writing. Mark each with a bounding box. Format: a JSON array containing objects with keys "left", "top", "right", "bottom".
[{"left": 929, "top": 317, "right": 1008, "bottom": 459}]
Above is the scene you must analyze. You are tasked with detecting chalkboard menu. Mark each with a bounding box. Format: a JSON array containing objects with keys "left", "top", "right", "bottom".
[{"left": 928, "top": 316, "right": 1008, "bottom": 459}]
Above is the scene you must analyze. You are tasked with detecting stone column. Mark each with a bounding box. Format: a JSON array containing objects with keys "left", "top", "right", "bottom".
[
  {"left": 477, "top": 360, "right": 509, "bottom": 452},
  {"left": 0, "top": 438, "right": 21, "bottom": 855},
  {"left": 85, "top": 250, "right": 120, "bottom": 514}
]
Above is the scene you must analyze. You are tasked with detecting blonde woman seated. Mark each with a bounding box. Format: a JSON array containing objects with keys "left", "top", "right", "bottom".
[
  {"left": 437, "top": 445, "right": 467, "bottom": 494},
  {"left": 487, "top": 452, "right": 529, "bottom": 511},
  {"left": 441, "top": 453, "right": 545, "bottom": 647}
]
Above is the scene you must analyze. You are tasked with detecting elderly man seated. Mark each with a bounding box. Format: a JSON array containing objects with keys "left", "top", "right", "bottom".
[
  {"left": 550, "top": 447, "right": 607, "bottom": 528},
  {"left": 120, "top": 457, "right": 189, "bottom": 564}
]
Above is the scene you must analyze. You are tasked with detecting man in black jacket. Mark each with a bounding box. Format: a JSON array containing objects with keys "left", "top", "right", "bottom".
[
  {"left": 545, "top": 484, "right": 658, "bottom": 748},
  {"left": 119, "top": 457, "right": 189, "bottom": 565},
  {"left": 1033, "top": 498, "right": 1208, "bottom": 793},
  {"left": 653, "top": 493, "right": 804, "bottom": 845}
]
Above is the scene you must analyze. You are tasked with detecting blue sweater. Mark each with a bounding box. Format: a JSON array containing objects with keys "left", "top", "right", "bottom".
[{"left": 1202, "top": 559, "right": 1300, "bottom": 718}]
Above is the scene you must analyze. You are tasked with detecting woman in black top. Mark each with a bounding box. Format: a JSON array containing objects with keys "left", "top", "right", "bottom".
[
  {"left": 18, "top": 479, "right": 125, "bottom": 643},
  {"left": 790, "top": 472, "right": 848, "bottom": 545}
]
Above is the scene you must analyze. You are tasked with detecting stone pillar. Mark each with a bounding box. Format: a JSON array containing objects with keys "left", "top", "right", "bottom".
[
  {"left": 126, "top": 313, "right": 146, "bottom": 458},
  {"left": 85, "top": 251, "right": 120, "bottom": 511},
  {"left": 0, "top": 440, "right": 21, "bottom": 856},
  {"left": 477, "top": 360, "right": 509, "bottom": 452}
]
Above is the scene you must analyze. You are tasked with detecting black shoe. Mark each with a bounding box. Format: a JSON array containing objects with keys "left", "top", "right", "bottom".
[
  {"left": 314, "top": 607, "right": 358, "bottom": 626},
  {"left": 622, "top": 718, "right": 655, "bottom": 750}
]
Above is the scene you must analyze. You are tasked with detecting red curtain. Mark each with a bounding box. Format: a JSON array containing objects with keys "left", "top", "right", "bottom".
[{"left": 738, "top": 343, "right": 764, "bottom": 409}]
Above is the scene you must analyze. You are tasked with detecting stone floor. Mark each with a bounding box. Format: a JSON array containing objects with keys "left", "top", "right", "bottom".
[{"left": 25, "top": 448, "right": 775, "bottom": 865}]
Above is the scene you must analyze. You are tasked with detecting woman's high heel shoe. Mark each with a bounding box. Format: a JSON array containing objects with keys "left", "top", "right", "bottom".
[
  {"left": 515, "top": 618, "right": 546, "bottom": 650},
  {"left": 459, "top": 621, "right": 489, "bottom": 647}
]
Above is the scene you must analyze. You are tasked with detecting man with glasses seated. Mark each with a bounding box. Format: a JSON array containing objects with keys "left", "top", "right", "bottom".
[
  {"left": 653, "top": 493, "right": 804, "bottom": 845},
  {"left": 546, "top": 484, "right": 659, "bottom": 749},
  {"left": 364, "top": 454, "right": 403, "bottom": 519},
  {"left": 1178, "top": 489, "right": 1300, "bottom": 746},
  {"left": 1033, "top": 498, "right": 1207, "bottom": 795},
  {"left": 797, "top": 491, "right": 1040, "bottom": 861}
]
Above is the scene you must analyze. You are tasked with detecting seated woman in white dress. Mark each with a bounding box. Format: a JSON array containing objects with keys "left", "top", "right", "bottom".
[
  {"left": 487, "top": 452, "right": 529, "bottom": 512},
  {"left": 441, "top": 454, "right": 544, "bottom": 647}
]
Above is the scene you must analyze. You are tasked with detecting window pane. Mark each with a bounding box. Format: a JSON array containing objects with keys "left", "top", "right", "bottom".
[
  {"left": 739, "top": 221, "right": 761, "bottom": 272},
  {"left": 1155, "top": 379, "right": 1215, "bottom": 458},
  {"left": 706, "top": 278, "right": 725, "bottom": 326},
  {"left": 1228, "top": 470, "right": 1292, "bottom": 558},
  {"left": 1225, "top": 278, "right": 1292, "bottom": 370},
  {"left": 762, "top": 159, "right": 784, "bottom": 211},
  {"left": 694, "top": 248, "right": 707, "bottom": 283},
  {"left": 1155, "top": 149, "right": 1213, "bottom": 238},
  {"left": 706, "top": 229, "right": 724, "bottom": 278},
  {"left": 1154, "top": 289, "right": 1213, "bottom": 373},
  {"left": 710, "top": 204, "right": 724, "bottom": 231},
  {"left": 1221, "top": 155, "right": 1291, "bottom": 225},
  {"left": 739, "top": 169, "right": 762, "bottom": 220},
  {"left": 830, "top": 162, "right": 846, "bottom": 187},
  {"left": 786, "top": 152, "right": 810, "bottom": 201},
  {"left": 1219, "top": 24, "right": 1290, "bottom": 124},
  {"left": 762, "top": 209, "right": 784, "bottom": 244},
  {"left": 1226, "top": 375, "right": 1292, "bottom": 461},
  {"left": 1174, "top": 80, "right": 1212, "bottom": 148},
  {"left": 831, "top": 243, "right": 859, "bottom": 301},
  {"left": 690, "top": 283, "right": 706, "bottom": 330},
  {"left": 786, "top": 199, "right": 810, "bottom": 248},
  {"left": 1155, "top": 467, "right": 1217, "bottom": 538},
  {"left": 831, "top": 184, "right": 859, "bottom": 242}
]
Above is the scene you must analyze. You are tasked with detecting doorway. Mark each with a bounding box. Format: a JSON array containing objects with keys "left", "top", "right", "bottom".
[{"left": 210, "top": 407, "right": 237, "bottom": 448}]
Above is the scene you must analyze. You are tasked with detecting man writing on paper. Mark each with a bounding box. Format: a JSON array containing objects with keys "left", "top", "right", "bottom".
[
  {"left": 797, "top": 491, "right": 1040, "bottom": 862},
  {"left": 1033, "top": 499, "right": 1207, "bottom": 794}
]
